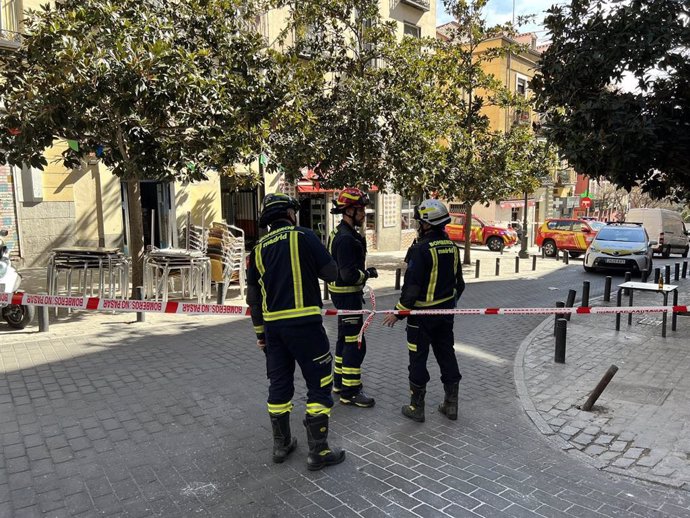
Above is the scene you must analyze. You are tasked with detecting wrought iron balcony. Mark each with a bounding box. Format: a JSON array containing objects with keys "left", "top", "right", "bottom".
[
  {"left": 396, "top": 0, "right": 431, "bottom": 12},
  {"left": 0, "top": 28, "right": 21, "bottom": 49}
]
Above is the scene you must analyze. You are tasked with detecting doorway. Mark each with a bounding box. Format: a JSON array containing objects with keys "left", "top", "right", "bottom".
[{"left": 121, "top": 181, "right": 175, "bottom": 254}]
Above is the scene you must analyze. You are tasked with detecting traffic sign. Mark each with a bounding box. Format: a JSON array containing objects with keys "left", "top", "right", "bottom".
[{"left": 580, "top": 197, "right": 592, "bottom": 209}]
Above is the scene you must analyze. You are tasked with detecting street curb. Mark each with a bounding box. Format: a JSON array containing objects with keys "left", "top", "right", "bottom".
[{"left": 514, "top": 291, "right": 689, "bottom": 489}]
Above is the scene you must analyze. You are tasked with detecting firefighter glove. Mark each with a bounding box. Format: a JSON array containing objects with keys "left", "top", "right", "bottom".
[{"left": 365, "top": 267, "right": 378, "bottom": 279}]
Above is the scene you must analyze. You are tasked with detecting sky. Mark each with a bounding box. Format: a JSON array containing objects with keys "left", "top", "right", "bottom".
[{"left": 437, "top": 0, "right": 558, "bottom": 42}]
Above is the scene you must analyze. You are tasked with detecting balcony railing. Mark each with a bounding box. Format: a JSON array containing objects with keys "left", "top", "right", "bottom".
[
  {"left": 1, "top": 0, "right": 21, "bottom": 49},
  {"left": 394, "top": 0, "right": 431, "bottom": 12}
]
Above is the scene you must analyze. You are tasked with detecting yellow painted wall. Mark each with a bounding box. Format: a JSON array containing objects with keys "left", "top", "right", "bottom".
[
  {"left": 473, "top": 38, "right": 541, "bottom": 134},
  {"left": 175, "top": 172, "right": 223, "bottom": 228},
  {"left": 72, "top": 163, "right": 124, "bottom": 247},
  {"left": 41, "top": 141, "right": 74, "bottom": 202}
]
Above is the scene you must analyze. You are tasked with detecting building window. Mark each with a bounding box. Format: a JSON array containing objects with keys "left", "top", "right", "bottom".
[
  {"left": 516, "top": 75, "right": 528, "bottom": 97},
  {"left": 295, "top": 23, "right": 322, "bottom": 58},
  {"left": 403, "top": 22, "right": 421, "bottom": 39},
  {"left": 0, "top": 0, "right": 20, "bottom": 44},
  {"left": 449, "top": 202, "right": 464, "bottom": 213},
  {"left": 401, "top": 199, "right": 417, "bottom": 230}
]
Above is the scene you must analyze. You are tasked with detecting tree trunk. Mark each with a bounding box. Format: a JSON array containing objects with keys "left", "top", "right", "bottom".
[
  {"left": 126, "top": 180, "right": 145, "bottom": 299},
  {"left": 463, "top": 201, "right": 472, "bottom": 265}
]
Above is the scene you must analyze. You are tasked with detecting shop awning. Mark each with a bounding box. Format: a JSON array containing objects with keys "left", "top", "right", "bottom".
[
  {"left": 296, "top": 169, "right": 379, "bottom": 193},
  {"left": 500, "top": 199, "right": 535, "bottom": 209}
]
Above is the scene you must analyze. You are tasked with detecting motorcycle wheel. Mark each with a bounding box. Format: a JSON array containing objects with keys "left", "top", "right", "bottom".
[{"left": 3, "top": 304, "right": 35, "bottom": 329}]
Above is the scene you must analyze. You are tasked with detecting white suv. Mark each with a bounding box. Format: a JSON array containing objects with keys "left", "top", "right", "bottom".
[{"left": 583, "top": 223, "right": 655, "bottom": 280}]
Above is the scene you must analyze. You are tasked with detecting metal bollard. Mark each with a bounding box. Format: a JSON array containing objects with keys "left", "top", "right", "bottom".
[
  {"left": 216, "top": 282, "right": 226, "bottom": 305},
  {"left": 554, "top": 301, "right": 565, "bottom": 335},
  {"left": 136, "top": 286, "right": 145, "bottom": 323},
  {"left": 665, "top": 264, "right": 671, "bottom": 284},
  {"left": 580, "top": 365, "right": 619, "bottom": 411},
  {"left": 582, "top": 280, "right": 590, "bottom": 308},
  {"left": 323, "top": 280, "right": 329, "bottom": 300},
  {"left": 624, "top": 271, "right": 631, "bottom": 295},
  {"left": 395, "top": 268, "right": 402, "bottom": 290},
  {"left": 603, "top": 276, "right": 612, "bottom": 302},
  {"left": 554, "top": 318, "right": 567, "bottom": 364},
  {"left": 515, "top": 256, "right": 520, "bottom": 274},
  {"left": 542, "top": 247, "right": 546, "bottom": 259},
  {"left": 683, "top": 261, "right": 688, "bottom": 279},
  {"left": 563, "top": 251, "right": 569, "bottom": 264},
  {"left": 565, "top": 289, "right": 576, "bottom": 321},
  {"left": 495, "top": 258, "right": 500, "bottom": 276},
  {"left": 532, "top": 255, "right": 537, "bottom": 271},
  {"left": 38, "top": 305, "right": 50, "bottom": 333},
  {"left": 654, "top": 267, "right": 661, "bottom": 284},
  {"left": 475, "top": 260, "right": 480, "bottom": 279},
  {"left": 615, "top": 289, "right": 623, "bottom": 331},
  {"left": 675, "top": 263, "right": 680, "bottom": 281}
]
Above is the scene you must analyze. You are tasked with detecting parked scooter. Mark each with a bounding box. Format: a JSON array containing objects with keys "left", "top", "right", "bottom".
[{"left": 0, "top": 230, "right": 35, "bottom": 329}]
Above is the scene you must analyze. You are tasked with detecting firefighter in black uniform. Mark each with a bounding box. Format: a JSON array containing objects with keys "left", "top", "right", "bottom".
[
  {"left": 246, "top": 193, "right": 346, "bottom": 470},
  {"left": 328, "top": 188, "right": 377, "bottom": 407},
  {"left": 383, "top": 199, "right": 465, "bottom": 423}
]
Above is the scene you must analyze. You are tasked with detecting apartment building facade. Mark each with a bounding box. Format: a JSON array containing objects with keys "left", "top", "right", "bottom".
[
  {"left": 227, "top": 1, "right": 439, "bottom": 251},
  {"left": 435, "top": 25, "right": 584, "bottom": 246}
]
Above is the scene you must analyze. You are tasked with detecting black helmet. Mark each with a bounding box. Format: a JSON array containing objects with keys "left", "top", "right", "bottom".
[{"left": 259, "top": 193, "right": 300, "bottom": 228}]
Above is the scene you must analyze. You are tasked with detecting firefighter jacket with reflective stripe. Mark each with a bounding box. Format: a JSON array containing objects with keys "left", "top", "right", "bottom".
[
  {"left": 327, "top": 221, "right": 368, "bottom": 294},
  {"left": 396, "top": 229, "right": 465, "bottom": 313},
  {"left": 246, "top": 222, "right": 337, "bottom": 336}
]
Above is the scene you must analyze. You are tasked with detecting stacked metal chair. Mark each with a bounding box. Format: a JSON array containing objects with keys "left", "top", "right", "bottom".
[{"left": 207, "top": 222, "right": 246, "bottom": 300}]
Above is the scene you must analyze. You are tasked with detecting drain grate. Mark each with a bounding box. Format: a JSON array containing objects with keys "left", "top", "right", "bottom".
[{"left": 604, "top": 383, "right": 671, "bottom": 406}]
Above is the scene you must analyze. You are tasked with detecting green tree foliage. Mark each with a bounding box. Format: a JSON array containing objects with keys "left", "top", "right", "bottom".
[
  {"left": 0, "top": 0, "right": 283, "bottom": 293},
  {"left": 532, "top": 0, "right": 690, "bottom": 201},
  {"left": 407, "top": 0, "right": 533, "bottom": 264},
  {"left": 267, "top": 0, "right": 403, "bottom": 189}
]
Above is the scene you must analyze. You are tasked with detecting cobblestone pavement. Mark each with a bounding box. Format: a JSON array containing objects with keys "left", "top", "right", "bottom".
[
  {"left": 517, "top": 275, "right": 690, "bottom": 491},
  {"left": 2, "top": 255, "right": 690, "bottom": 516}
]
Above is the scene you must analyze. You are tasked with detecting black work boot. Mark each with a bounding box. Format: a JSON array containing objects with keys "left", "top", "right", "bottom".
[
  {"left": 438, "top": 382, "right": 459, "bottom": 421},
  {"left": 339, "top": 390, "right": 375, "bottom": 408},
  {"left": 303, "top": 414, "right": 346, "bottom": 471},
  {"left": 401, "top": 382, "right": 426, "bottom": 423},
  {"left": 270, "top": 413, "right": 297, "bottom": 463}
]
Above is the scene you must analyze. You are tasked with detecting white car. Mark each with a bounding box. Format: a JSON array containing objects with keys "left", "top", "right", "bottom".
[{"left": 583, "top": 223, "right": 655, "bottom": 281}]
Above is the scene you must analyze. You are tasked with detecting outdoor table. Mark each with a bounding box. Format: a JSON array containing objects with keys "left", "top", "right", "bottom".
[
  {"left": 47, "top": 247, "right": 130, "bottom": 299},
  {"left": 616, "top": 281, "right": 679, "bottom": 337}
]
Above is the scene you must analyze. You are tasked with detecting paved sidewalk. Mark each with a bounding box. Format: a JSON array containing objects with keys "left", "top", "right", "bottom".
[
  {"left": 516, "top": 276, "right": 690, "bottom": 490},
  {"left": 3, "top": 248, "right": 690, "bottom": 516}
]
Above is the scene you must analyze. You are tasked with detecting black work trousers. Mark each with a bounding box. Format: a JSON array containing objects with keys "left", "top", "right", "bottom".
[
  {"left": 331, "top": 292, "right": 366, "bottom": 397},
  {"left": 265, "top": 321, "right": 333, "bottom": 417},
  {"left": 406, "top": 314, "right": 461, "bottom": 387}
]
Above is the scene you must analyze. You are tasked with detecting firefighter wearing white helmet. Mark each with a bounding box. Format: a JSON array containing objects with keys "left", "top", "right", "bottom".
[{"left": 383, "top": 198, "right": 465, "bottom": 423}]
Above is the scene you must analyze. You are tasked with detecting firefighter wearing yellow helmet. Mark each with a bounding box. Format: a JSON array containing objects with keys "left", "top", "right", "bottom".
[
  {"left": 383, "top": 198, "right": 465, "bottom": 422},
  {"left": 327, "top": 188, "right": 377, "bottom": 408}
]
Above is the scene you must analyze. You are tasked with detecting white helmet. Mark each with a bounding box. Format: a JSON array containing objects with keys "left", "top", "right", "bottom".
[{"left": 414, "top": 199, "right": 450, "bottom": 227}]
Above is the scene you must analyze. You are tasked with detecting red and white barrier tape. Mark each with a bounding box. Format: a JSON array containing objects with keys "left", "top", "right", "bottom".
[
  {"left": 357, "top": 287, "right": 377, "bottom": 348},
  {"left": 1, "top": 292, "right": 687, "bottom": 318},
  {"left": 0, "top": 293, "right": 250, "bottom": 316}
]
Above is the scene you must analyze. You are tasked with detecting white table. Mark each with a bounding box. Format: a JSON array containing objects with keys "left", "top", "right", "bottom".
[{"left": 616, "top": 281, "right": 679, "bottom": 337}]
